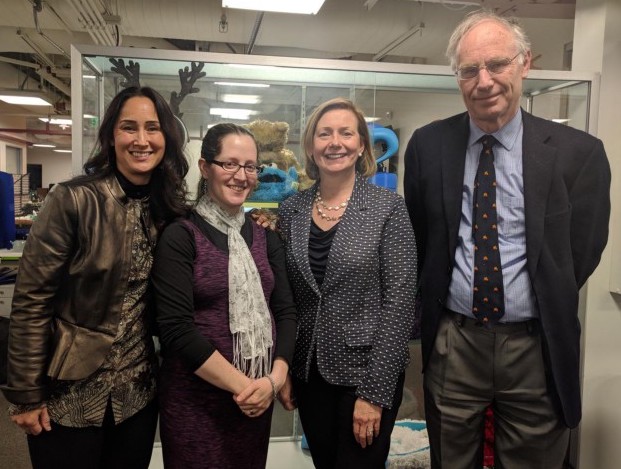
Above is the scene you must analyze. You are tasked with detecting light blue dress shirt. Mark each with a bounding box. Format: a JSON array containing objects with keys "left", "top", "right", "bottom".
[{"left": 446, "top": 111, "right": 538, "bottom": 322}]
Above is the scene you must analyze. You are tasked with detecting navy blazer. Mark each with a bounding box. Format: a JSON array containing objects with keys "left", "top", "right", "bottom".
[
  {"left": 404, "top": 109, "right": 611, "bottom": 427},
  {"left": 279, "top": 174, "right": 417, "bottom": 408}
]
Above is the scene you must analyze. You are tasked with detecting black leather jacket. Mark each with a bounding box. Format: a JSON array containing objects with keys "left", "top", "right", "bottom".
[{"left": 1, "top": 174, "right": 157, "bottom": 405}]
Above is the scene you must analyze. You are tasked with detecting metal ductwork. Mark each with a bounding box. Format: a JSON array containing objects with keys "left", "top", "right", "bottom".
[{"left": 246, "top": 12, "right": 264, "bottom": 54}]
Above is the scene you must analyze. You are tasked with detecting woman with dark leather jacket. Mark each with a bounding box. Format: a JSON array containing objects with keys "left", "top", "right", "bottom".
[{"left": 1, "top": 86, "right": 189, "bottom": 469}]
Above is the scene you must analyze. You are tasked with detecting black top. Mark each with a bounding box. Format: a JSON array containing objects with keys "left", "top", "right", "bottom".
[
  {"left": 115, "top": 169, "right": 151, "bottom": 199},
  {"left": 308, "top": 219, "right": 338, "bottom": 286},
  {"left": 152, "top": 211, "right": 297, "bottom": 371}
]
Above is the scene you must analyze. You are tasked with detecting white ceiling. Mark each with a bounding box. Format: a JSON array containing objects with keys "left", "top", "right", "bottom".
[{"left": 0, "top": 0, "right": 576, "bottom": 148}]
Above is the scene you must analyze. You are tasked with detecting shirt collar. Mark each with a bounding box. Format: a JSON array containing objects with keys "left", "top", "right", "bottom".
[{"left": 468, "top": 109, "right": 523, "bottom": 151}]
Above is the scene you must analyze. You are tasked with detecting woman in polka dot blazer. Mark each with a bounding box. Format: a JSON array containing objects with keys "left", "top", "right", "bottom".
[{"left": 278, "top": 97, "right": 418, "bottom": 468}]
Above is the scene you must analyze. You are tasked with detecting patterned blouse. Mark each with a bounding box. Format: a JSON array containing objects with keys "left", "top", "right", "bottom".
[{"left": 10, "top": 198, "right": 157, "bottom": 427}]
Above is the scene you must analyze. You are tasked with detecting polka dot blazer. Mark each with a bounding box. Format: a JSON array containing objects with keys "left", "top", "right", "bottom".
[{"left": 278, "top": 174, "right": 418, "bottom": 408}]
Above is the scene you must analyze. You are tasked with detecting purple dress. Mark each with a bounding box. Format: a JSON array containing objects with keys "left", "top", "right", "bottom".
[{"left": 159, "top": 220, "right": 276, "bottom": 469}]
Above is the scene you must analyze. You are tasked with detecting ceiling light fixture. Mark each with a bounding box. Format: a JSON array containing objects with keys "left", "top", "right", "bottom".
[
  {"left": 32, "top": 144, "right": 56, "bottom": 148},
  {"left": 210, "top": 108, "right": 259, "bottom": 120},
  {"left": 0, "top": 90, "right": 53, "bottom": 106},
  {"left": 221, "top": 94, "right": 262, "bottom": 104},
  {"left": 39, "top": 117, "right": 73, "bottom": 126},
  {"left": 214, "top": 82, "right": 270, "bottom": 88},
  {"left": 53, "top": 149, "right": 72, "bottom": 153},
  {"left": 222, "top": 0, "right": 326, "bottom": 15}
]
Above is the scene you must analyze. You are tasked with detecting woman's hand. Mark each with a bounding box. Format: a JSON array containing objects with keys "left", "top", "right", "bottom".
[
  {"left": 277, "top": 374, "right": 297, "bottom": 410},
  {"left": 11, "top": 406, "right": 52, "bottom": 435},
  {"left": 250, "top": 209, "right": 279, "bottom": 232},
  {"left": 234, "top": 377, "right": 275, "bottom": 418},
  {"left": 352, "top": 398, "right": 382, "bottom": 448}
]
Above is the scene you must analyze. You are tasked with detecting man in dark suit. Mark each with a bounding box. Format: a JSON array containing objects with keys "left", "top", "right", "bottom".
[{"left": 404, "top": 10, "right": 610, "bottom": 469}]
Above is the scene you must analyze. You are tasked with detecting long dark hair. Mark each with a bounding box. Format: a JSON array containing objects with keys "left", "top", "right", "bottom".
[
  {"left": 73, "top": 86, "right": 189, "bottom": 229},
  {"left": 195, "top": 122, "right": 259, "bottom": 201}
]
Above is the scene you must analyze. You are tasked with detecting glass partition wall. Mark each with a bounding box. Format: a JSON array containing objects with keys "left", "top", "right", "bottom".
[
  {"left": 71, "top": 45, "right": 599, "bottom": 199},
  {"left": 71, "top": 44, "right": 600, "bottom": 440}
]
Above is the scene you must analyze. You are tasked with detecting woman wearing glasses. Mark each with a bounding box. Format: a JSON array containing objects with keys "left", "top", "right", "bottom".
[{"left": 152, "top": 123, "right": 297, "bottom": 469}]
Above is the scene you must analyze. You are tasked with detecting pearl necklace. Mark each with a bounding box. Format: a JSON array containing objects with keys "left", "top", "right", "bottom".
[{"left": 315, "top": 189, "right": 350, "bottom": 222}]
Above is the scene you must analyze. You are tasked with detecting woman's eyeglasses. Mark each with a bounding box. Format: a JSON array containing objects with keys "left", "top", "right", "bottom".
[
  {"left": 455, "top": 53, "right": 522, "bottom": 81},
  {"left": 210, "top": 160, "right": 262, "bottom": 175}
]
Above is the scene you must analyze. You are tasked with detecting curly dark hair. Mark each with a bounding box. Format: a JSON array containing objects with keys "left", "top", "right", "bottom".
[{"left": 73, "top": 86, "right": 189, "bottom": 229}]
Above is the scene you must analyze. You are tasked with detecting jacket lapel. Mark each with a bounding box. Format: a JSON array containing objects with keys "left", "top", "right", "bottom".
[
  {"left": 521, "top": 111, "right": 556, "bottom": 279},
  {"left": 289, "top": 186, "right": 321, "bottom": 295},
  {"left": 442, "top": 114, "right": 470, "bottom": 258}
]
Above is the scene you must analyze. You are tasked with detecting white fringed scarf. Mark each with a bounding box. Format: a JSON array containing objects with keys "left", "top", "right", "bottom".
[{"left": 195, "top": 195, "right": 273, "bottom": 378}]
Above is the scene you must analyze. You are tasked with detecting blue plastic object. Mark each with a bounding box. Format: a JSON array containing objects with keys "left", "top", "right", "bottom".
[
  {"left": 0, "top": 171, "right": 16, "bottom": 249},
  {"left": 368, "top": 124, "right": 399, "bottom": 164},
  {"left": 368, "top": 172, "right": 397, "bottom": 192}
]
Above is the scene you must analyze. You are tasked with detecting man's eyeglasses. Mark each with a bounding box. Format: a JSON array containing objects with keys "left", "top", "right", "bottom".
[
  {"left": 210, "top": 160, "right": 262, "bottom": 175},
  {"left": 455, "top": 53, "right": 522, "bottom": 81}
]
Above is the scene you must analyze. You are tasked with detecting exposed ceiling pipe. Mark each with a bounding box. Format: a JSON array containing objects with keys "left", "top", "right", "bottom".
[
  {"left": 246, "top": 12, "right": 264, "bottom": 55},
  {"left": 372, "top": 22, "right": 425, "bottom": 61},
  {"left": 66, "top": 0, "right": 114, "bottom": 46},
  {"left": 0, "top": 56, "right": 71, "bottom": 99},
  {"left": 2, "top": 43, "right": 71, "bottom": 99},
  {"left": 17, "top": 30, "right": 56, "bottom": 69},
  {"left": 31, "top": 0, "right": 70, "bottom": 60},
  {"left": 31, "top": 0, "right": 74, "bottom": 34},
  {"left": 82, "top": 0, "right": 116, "bottom": 46},
  {"left": 65, "top": 0, "right": 95, "bottom": 43},
  {"left": 0, "top": 56, "right": 39, "bottom": 69},
  {"left": 37, "top": 69, "right": 71, "bottom": 97},
  {"left": 71, "top": 0, "right": 107, "bottom": 45}
]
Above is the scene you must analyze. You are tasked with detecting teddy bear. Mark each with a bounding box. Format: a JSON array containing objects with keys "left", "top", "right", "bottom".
[{"left": 245, "top": 119, "right": 314, "bottom": 203}]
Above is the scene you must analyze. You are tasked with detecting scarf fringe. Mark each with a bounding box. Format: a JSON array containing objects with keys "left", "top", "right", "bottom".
[{"left": 232, "top": 332, "right": 273, "bottom": 379}]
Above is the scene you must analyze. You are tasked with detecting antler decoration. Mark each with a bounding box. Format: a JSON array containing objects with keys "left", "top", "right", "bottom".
[
  {"left": 109, "top": 58, "right": 141, "bottom": 88},
  {"left": 170, "top": 62, "right": 206, "bottom": 118}
]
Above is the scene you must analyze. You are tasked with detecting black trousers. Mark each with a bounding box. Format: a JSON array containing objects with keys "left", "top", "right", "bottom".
[
  {"left": 294, "top": 360, "right": 404, "bottom": 469},
  {"left": 27, "top": 398, "right": 158, "bottom": 469}
]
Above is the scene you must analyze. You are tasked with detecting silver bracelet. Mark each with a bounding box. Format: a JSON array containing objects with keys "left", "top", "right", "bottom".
[{"left": 265, "top": 375, "right": 277, "bottom": 401}]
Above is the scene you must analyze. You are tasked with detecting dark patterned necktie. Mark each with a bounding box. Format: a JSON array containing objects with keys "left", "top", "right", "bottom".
[{"left": 472, "top": 135, "right": 504, "bottom": 325}]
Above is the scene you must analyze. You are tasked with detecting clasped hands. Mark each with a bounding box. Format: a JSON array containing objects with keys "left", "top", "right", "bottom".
[{"left": 234, "top": 373, "right": 296, "bottom": 418}]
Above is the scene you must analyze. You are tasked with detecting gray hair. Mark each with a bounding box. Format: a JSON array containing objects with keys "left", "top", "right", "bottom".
[{"left": 445, "top": 10, "right": 531, "bottom": 72}]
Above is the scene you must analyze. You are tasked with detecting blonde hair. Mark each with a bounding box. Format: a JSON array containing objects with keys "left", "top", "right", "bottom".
[{"left": 303, "top": 97, "right": 376, "bottom": 180}]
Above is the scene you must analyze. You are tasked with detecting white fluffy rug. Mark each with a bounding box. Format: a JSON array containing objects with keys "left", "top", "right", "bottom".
[{"left": 387, "top": 419, "right": 430, "bottom": 468}]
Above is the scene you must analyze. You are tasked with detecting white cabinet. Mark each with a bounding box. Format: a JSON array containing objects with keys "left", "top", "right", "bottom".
[{"left": 0, "top": 283, "right": 14, "bottom": 318}]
